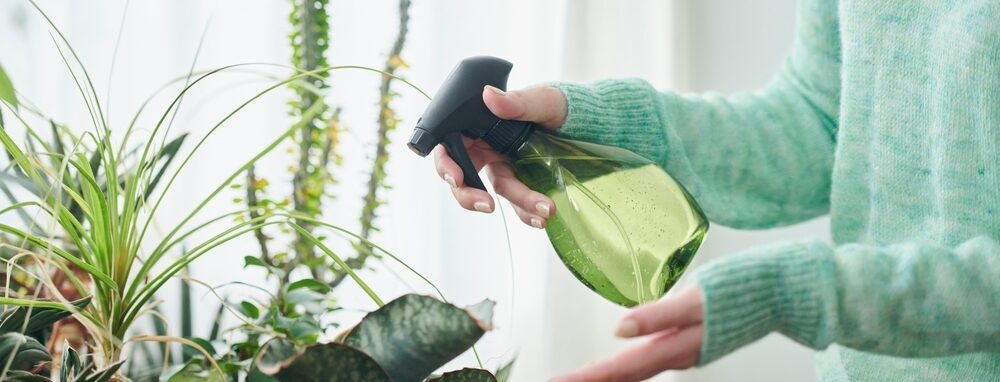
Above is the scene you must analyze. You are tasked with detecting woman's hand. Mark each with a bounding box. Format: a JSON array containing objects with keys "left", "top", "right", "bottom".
[
  {"left": 433, "top": 85, "right": 567, "bottom": 228},
  {"left": 552, "top": 286, "right": 705, "bottom": 382}
]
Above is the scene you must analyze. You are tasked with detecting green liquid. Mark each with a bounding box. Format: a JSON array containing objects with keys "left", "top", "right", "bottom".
[{"left": 513, "top": 133, "right": 708, "bottom": 307}]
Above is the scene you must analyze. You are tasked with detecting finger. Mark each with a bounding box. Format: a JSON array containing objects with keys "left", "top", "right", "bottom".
[
  {"left": 551, "top": 325, "right": 704, "bottom": 382},
  {"left": 434, "top": 145, "right": 496, "bottom": 213},
  {"left": 433, "top": 145, "right": 461, "bottom": 188},
  {"left": 616, "top": 285, "right": 703, "bottom": 338},
  {"left": 483, "top": 85, "right": 567, "bottom": 128},
  {"left": 485, "top": 162, "right": 555, "bottom": 219},
  {"left": 511, "top": 204, "right": 545, "bottom": 229}
]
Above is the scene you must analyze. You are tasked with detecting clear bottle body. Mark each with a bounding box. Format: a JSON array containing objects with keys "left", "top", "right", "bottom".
[{"left": 511, "top": 132, "right": 709, "bottom": 307}]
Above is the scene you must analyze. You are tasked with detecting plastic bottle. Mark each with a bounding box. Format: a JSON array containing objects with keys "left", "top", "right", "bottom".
[{"left": 408, "top": 56, "right": 708, "bottom": 307}]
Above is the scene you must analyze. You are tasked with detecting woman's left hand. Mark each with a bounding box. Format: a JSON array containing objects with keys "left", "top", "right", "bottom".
[{"left": 551, "top": 285, "right": 705, "bottom": 382}]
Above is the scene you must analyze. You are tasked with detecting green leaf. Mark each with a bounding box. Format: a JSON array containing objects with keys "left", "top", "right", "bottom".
[
  {"left": 495, "top": 357, "right": 516, "bottom": 382},
  {"left": 258, "top": 342, "right": 389, "bottom": 382},
  {"left": 244, "top": 256, "right": 268, "bottom": 268},
  {"left": 60, "top": 341, "right": 82, "bottom": 382},
  {"left": 0, "top": 63, "right": 16, "bottom": 107},
  {"left": 287, "top": 278, "right": 330, "bottom": 294},
  {"left": 0, "top": 298, "right": 90, "bottom": 337},
  {"left": 428, "top": 368, "right": 498, "bottom": 382},
  {"left": 166, "top": 360, "right": 226, "bottom": 382},
  {"left": 343, "top": 294, "right": 494, "bottom": 382},
  {"left": 3, "top": 370, "right": 51, "bottom": 381},
  {"left": 180, "top": 337, "right": 216, "bottom": 360},
  {"left": 76, "top": 360, "right": 125, "bottom": 382},
  {"left": 240, "top": 301, "right": 260, "bottom": 319},
  {"left": 0, "top": 332, "right": 51, "bottom": 371},
  {"left": 283, "top": 288, "right": 328, "bottom": 316}
]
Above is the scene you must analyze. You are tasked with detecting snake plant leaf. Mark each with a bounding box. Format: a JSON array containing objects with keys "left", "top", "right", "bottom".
[
  {"left": 60, "top": 341, "right": 82, "bottom": 382},
  {"left": 0, "top": 63, "right": 16, "bottom": 108},
  {"left": 74, "top": 360, "right": 125, "bottom": 382},
  {"left": 342, "top": 294, "right": 495, "bottom": 382},
  {"left": 427, "top": 368, "right": 498, "bottom": 382},
  {"left": 0, "top": 332, "right": 51, "bottom": 371},
  {"left": 256, "top": 340, "right": 389, "bottom": 382},
  {"left": 0, "top": 298, "right": 90, "bottom": 337}
]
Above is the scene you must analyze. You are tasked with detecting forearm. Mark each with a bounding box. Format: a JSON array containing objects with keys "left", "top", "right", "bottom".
[
  {"left": 695, "top": 236, "right": 1000, "bottom": 364},
  {"left": 553, "top": 70, "right": 836, "bottom": 228}
]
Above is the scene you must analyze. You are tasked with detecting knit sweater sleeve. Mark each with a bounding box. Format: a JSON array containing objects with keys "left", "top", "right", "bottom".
[
  {"left": 695, "top": 237, "right": 1000, "bottom": 364},
  {"left": 552, "top": 0, "right": 840, "bottom": 229}
]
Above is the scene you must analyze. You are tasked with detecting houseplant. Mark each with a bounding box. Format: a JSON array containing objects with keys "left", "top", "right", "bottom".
[{"left": 1, "top": 1, "right": 511, "bottom": 380}]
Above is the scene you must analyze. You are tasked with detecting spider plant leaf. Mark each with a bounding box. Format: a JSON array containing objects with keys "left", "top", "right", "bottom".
[
  {"left": 341, "top": 294, "right": 494, "bottom": 382},
  {"left": 0, "top": 297, "right": 90, "bottom": 337},
  {"left": 255, "top": 340, "right": 389, "bottom": 382},
  {"left": 0, "top": 332, "right": 51, "bottom": 371},
  {"left": 76, "top": 359, "right": 124, "bottom": 382},
  {"left": 207, "top": 300, "right": 226, "bottom": 341},
  {"left": 0, "top": 172, "right": 41, "bottom": 197},
  {"left": 427, "top": 368, "right": 498, "bottom": 382},
  {"left": 0, "top": 63, "right": 16, "bottom": 108},
  {"left": 143, "top": 132, "right": 188, "bottom": 201}
]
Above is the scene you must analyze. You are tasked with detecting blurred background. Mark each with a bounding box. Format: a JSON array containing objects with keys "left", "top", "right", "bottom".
[{"left": 0, "top": 0, "right": 828, "bottom": 380}]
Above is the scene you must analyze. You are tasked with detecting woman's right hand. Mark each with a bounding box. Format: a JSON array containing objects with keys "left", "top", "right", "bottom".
[{"left": 433, "top": 85, "right": 568, "bottom": 228}]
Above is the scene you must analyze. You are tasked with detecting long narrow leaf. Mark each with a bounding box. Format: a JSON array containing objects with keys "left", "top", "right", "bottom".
[{"left": 0, "top": 63, "right": 15, "bottom": 107}]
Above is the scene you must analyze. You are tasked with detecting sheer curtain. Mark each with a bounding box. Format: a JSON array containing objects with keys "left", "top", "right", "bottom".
[{"left": 1, "top": 0, "right": 817, "bottom": 380}]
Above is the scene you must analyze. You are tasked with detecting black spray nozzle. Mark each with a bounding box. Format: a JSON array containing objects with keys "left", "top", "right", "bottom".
[{"left": 407, "top": 56, "right": 536, "bottom": 191}]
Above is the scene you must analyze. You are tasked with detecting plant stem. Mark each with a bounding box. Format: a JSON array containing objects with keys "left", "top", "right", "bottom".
[{"left": 332, "top": 0, "right": 412, "bottom": 288}]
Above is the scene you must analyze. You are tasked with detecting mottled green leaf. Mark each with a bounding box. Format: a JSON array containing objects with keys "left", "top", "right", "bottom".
[
  {"left": 0, "top": 63, "right": 16, "bottom": 107},
  {"left": 0, "top": 332, "right": 51, "bottom": 371},
  {"left": 343, "top": 294, "right": 494, "bottom": 382},
  {"left": 256, "top": 340, "right": 389, "bottom": 382},
  {"left": 428, "top": 368, "right": 498, "bottom": 382},
  {"left": 3, "top": 370, "right": 51, "bottom": 381},
  {"left": 255, "top": 338, "right": 297, "bottom": 374}
]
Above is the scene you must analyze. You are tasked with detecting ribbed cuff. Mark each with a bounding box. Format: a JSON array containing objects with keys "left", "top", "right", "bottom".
[
  {"left": 695, "top": 240, "right": 834, "bottom": 365},
  {"left": 550, "top": 79, "right": 668, "bottom": 163}
]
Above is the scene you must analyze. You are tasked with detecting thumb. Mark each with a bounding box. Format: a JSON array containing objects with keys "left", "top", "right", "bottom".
[{"left": 483, "top": 85, "right": 567, "bottom": 129}]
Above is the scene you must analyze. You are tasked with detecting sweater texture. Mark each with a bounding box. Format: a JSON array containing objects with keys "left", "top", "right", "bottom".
[{"left": 553, "top": 0, "right": 999, "bottom": 380}]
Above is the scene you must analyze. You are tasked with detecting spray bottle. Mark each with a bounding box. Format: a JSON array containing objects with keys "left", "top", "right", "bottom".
[{"left": 407, "top": 56, "right": 708, "bottom": 307}]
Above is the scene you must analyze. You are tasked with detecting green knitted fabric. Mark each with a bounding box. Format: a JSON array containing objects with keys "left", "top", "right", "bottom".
[{"left": 552, "top": 0, "right": 999, "bottom": 380}]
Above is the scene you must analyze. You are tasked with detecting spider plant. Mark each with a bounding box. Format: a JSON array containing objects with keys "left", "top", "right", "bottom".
[{"left": 0, "top": 1, "right": 425, "bottom": 373}]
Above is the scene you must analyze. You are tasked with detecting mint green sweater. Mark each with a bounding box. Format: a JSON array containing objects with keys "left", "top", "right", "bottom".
[{"left": 553, "top": 0, "right": 999, "bottom": 380}]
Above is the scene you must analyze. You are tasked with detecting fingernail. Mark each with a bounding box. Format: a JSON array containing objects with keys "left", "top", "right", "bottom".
[
  {"left": 535, "top": 202, "right": 551, "bottom": 217},
  {"left": 474, "top": 201, "right": 492, "bottom": 213},
  {"left": 615, "top": 318, "right": 639, "bottom": 338},
  {"left": 530, "top": 217, "right": 543, "bottom": 229},
  {"left": 443, "top": 173, "right": 457, "bottom": 188},
  {"left": 485, "top": 85, "right": 506, "bottom": 96}
]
